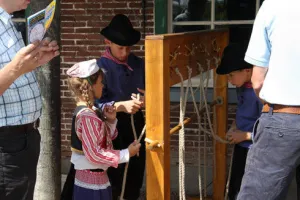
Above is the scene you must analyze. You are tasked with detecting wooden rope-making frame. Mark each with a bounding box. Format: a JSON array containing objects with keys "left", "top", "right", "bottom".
[{"left": 145, "top": 29, "right": 229, "bottom": 200}]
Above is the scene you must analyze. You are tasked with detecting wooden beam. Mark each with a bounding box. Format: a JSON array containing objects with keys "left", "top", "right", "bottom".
[
  {"left": 145, "top": 38, "right": 170, "bottom": 200},
  {"left": 212, "top": 31, "right": 229, "bottom": 200}
]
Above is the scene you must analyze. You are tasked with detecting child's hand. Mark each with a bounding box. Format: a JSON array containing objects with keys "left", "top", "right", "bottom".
[
  {"left": 128, "top": 140, "right": 141, "bottom": 157},
  {"left": 226, "top": 130, "right": 251, "bottom": 144},
  {"left": 123, "top": 99, "right": 143, "bottom": 114},
  {"left": 131, "top": 88, "right": 145, "bottom": 108},
  {"left": 103, "top": 105, "right": 116, "bottom": 123},
  {"left": 131, "top": 94, "right": 145, "bottom": 107}
]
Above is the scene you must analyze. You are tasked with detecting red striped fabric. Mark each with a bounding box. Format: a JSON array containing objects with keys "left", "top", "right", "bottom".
[
  {"left": 75, "top": 170, "right": 109, "bottom": 185},
  {"left": 76, "top": 109, "right": 120, "bottom": 168}
]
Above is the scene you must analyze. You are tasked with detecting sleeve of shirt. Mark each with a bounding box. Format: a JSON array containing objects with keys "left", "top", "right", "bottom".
[
  {"left": 79, "top": 114, "right": 120, "bottom": 168},
  {"left": 244, "top": 2, "right": 271, "bottom": 67},
  {"left": 105, "top": 119, "right": 118, "bottom": 140},
  {"left": 105, "top": 119, "right": 129, "bottom": 163},
  {"left": 119, "top": 149, "right": 130, "bottom": 164}
]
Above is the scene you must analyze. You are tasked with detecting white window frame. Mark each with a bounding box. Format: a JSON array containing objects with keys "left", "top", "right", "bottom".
[
  {"left": 169, "top": 0, "right": 261, "bottom": 88},
  {"left": 12, "top": 18, "right": 26, "bottom": 23}
]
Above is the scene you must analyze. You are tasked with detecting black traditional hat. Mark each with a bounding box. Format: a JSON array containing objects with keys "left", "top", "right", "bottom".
[
  {"left": 216, "top": 43, "right": 252, "bottom": 75},
  {"left": 100, "top": 14, "right": 141, "bottom": 46}
]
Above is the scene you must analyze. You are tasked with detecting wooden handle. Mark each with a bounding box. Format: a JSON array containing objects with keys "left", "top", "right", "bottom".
[{"left": 145, "top": 138, "right": 161, "bottom": 150}]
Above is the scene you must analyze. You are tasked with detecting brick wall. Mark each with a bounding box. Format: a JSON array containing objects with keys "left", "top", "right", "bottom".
[{"left": 60, "top": 0, "right": 154, "bottom": 158}]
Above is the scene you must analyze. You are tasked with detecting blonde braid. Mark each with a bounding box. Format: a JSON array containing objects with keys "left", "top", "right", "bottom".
[
  {"left": 79, "top": 80, "right": 93, "bottom": 107},
  {"left": 68, "top": 70, "right": 103, "bottom": 106}
]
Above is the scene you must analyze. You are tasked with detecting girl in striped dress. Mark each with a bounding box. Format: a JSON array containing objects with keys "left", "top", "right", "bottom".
[{"left": 66, "top": 59, "right": 141, "bottom": 200}]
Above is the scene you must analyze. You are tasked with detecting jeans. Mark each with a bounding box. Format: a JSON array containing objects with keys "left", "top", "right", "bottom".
[{"left": 237, "top": 109, "right": 300, "bottom": 200}]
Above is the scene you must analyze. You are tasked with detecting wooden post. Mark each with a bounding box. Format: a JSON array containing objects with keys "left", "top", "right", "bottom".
[
  {"left": 145, "top": 38, "right": 171, "bottom": 200},
  {"left": 213, "top": 32, "right": 229, "bottom": 200}
]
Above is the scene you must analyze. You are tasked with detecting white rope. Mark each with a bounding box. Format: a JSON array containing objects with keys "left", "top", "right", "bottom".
[
  {"left": 186, "top": 66, "right": 203, "bottom": 200},
  {"left": 170, "top": 57, "right": 231, "bottom": 200},
  {"left": 224, "top": 145, "right": 235, "bottom": 200},
  {"left": 198, "top": 64, "right": 208, "bottom": 198},
  {"left": 138, "top": 125, "right": 146, "bottom": 142},
  {"left": 212, "top": 56, "right": 235, "bottom": 200},
  {"left": 170, "top": 85, "right": 202, "bottom": 111},
  {"left": 131, "top": 96, "right": 139, "bottom": 142},
  {"left": 120, "top": 94, "right": 146, "bottom": 200},
  {"left": 175, "top": 67, "right": 190, "bottom": 200},
  {"left": 197, "top": 64, "right": 229, "bottom": 144},
  {"left": 204, "top": 66, "right": 210, "bottom": 198},
  {"left": 197, "top": 61, "right": 231, "bottom": 198}
]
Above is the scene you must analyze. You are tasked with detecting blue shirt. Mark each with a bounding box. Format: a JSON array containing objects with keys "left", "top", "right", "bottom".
[
  {"left": 95, "top": 53, "right": 145, "bottom": 107},
  {"left": 245, "top": 0, "right": 300, "bottom": 105},
  {"left": 236, "top": 85, "right": 262, "bottom": 148}
]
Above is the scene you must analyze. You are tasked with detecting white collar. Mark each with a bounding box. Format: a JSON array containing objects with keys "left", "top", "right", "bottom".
[{"left": 0, "top": 7, "right": 12, "bottom": 25}]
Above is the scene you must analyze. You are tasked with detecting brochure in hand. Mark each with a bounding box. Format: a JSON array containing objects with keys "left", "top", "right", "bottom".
[{"left": 27, "top": 0, "right": 56, "bottom": 43}]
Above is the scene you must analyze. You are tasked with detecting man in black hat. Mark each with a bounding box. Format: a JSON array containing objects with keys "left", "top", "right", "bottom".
[
  {"left": 216, "top": 43, "right": 262, "bottom": 200},
  {"left": 95, "top": 14, "right": 146, "bottom": 200}
]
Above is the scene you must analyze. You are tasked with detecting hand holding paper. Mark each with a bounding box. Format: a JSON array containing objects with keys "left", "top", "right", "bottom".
[{"left": 36, "top": 37, "right": 60, "bottom": 66}]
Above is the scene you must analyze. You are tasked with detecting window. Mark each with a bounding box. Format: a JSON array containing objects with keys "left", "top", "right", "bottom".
[{"left": 169, "top": 0, "right": 264, "bottom": 88}]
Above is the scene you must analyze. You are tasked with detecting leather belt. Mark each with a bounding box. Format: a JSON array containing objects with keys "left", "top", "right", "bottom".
[
  {"left": 0, "top": 119, "right": 40, "bottom": 133},
  {"left": 262, "top": 104, "right": 300, "bottom": 114},
  {"left": 89, "top": 169, "right": 104, "bottom": 172}
]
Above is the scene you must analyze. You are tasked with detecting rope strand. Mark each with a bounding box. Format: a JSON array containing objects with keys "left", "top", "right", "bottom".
[{"left": 120, "top": 94, "right": 146, "bottom": 200}]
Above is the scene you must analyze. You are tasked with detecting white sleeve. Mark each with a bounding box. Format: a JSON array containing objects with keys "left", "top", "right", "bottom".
[
  {"left": 245, "top": 2, "right": 271, "bottom": 67},
  {"left": 106, "top": 119, "right": 118, "bottom": 137},
  {"left": 118, "top": 149, "right": 130, "bottom": 164}
]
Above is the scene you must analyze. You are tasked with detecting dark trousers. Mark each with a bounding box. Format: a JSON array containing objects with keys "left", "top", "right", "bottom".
[
  {"left": 61, "top": 163, "right": 75, "bottom": 200},
  {"left": 0, "top": 128, "right": 41, "bottom": 200},
  {"left": 297, "top": 165, "right": 300, "bottom": 200},
  {"left": 237, "top": 110, "right": 300, "bottom": 200},
  {"left": 108, "top": 111, "right": 145, "bottom": 200},
  {"left": 228, "top": 145, "right": 249, "bottom": 200}
]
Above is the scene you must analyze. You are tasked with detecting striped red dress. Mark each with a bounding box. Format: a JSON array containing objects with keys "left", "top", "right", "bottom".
[{"left": 72, "top": 108, "right": 119, "bottom": 200}]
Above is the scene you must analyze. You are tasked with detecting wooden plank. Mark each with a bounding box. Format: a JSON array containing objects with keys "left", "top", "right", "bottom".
[
  {"left": 148, "top": 30, "right": 228, "bottom": 87},
  {"left": 213, "top": 31, "right": 229, "bottom": 200},
  {"left": 145, "top": 38, "right": 171, "bottom": 200}
]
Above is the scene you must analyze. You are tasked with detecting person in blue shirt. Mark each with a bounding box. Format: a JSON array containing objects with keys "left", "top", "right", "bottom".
[
  {"left": 216, "top": 43, "right": 263, "bottom": 200},
  {"left": 96, "top": 14, "right": 145, "bottom": 200}
]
